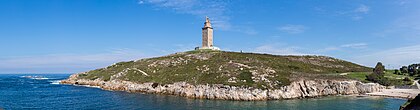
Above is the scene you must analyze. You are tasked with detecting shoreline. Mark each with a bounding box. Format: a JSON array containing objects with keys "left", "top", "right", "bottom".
[
  {"left": 60, "top": 77, "right": 385, "bottom": 101},
  {"left": 366, "top": 89, "right": 420, "bottom": 99},
  {"left": 59, "top": 75, "right": 420, "bottom": 100},
  {"left": 62, "top": 81, "right": 414, "bottom": 100}
]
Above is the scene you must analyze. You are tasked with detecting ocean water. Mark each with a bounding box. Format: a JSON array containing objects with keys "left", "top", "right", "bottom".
[{"left": 0, "top": 74, "right": 406, "bottom": 110}]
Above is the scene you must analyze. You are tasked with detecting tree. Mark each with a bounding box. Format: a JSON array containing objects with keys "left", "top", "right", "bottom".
[
  {"left": 408, "top": 63, "right": 420, "bottom": 76},
  {"left": 373, "top": 62, "right": 385, "bottom": 75},
  {"left": 415, "top": 64, "right": 420, "bottom": 75},
  {"left": 366, "top": 73, "right": 391, "bottom": 86},
  {"left": 366, "top": 73, "right": 381, "bottom": 82},
  {"left": 408, "top": 65, "right": 417, "bottom": 76},
  {"left": 366, "top": 62, "right": 392, "bottom": 86},
  {"left": 394, "top": 69, "right": 402, "bottom": 75},
  {"left": 400, "top": 66, "right": 409, "bottom": 74},
  {"left": 417, "top": 68, "right": 420, "bottom": 75}
]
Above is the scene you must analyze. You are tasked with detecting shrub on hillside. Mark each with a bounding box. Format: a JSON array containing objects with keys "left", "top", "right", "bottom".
[
  {"left": 394, "top": 69, "right": 402, "bottom": 75},
  {"left": 403, "top": 77, "right": 412, "bottom": 82},
  {"left": 400, "top": 66, "right": 409, "bottom": 74},
  {"left": 373, "top": 62, "right": 385, "bottom": 75},
  {"left": 366, "top": 73, "right": 391, "bottom": 86}
]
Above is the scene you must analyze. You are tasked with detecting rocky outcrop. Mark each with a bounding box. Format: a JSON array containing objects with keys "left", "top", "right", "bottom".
[
  {"left": 400, "top": 94, "right": 420, "bottom": 110},
  {"left": 61, "top": 74, "right": 384, "bottom": 101}
]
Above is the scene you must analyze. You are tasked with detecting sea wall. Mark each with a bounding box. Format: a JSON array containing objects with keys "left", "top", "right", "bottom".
[{"left": 61, "top": 74, "right": 384, "bottom": 101}]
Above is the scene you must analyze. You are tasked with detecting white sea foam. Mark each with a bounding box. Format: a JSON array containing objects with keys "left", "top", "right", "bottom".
[
  {"left": 76, "top": 84, "right": 101, "bottom": 88},
  {"left": 20, "top": 76, "right": 32, "bottom": 78},
  {"left": 20, "top": 75, "right": 56, "bottom": 80},
  {"left": 32, "top": 77, "right": 50, "bottom": 80},
  {"left": 50, "top": 80, "right": 61, "bottom": 85}
]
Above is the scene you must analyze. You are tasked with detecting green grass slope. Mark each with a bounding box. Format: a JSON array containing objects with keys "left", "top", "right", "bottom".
[
  {"left": 76, "top": 50, "right": 371, "bottom": 89},
  {"left": 346, "top": 70, "right": 415, "bottom": 86}
]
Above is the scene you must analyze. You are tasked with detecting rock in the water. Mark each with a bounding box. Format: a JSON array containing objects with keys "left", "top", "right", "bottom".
[{"left": 401, "top": 94, "right": 420, "bottom": 110}]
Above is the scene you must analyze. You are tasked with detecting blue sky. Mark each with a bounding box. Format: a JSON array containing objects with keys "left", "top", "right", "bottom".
[{"left": 1, "top": 0, "right": 419, "bottom": 73}]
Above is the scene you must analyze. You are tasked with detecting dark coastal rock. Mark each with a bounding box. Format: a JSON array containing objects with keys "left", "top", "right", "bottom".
[{"left": 401, "top": 94, "right": 420, "bottom": 110}]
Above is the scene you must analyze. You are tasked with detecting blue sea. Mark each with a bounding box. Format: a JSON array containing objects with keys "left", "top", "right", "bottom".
[{"left": 0, "top": 74, "right": 407, "bottom": 110}]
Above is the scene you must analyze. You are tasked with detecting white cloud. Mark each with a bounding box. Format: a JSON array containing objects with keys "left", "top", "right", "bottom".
[
  {"left": 171, "top": 44, "right": 199, "bottom": 53},
  {"left": 139, "top": 0, "right": 232, "bottom": 30},
  {"left": 0, "top": 49, "right": 149, "bottom": 73},
  {"left": 316, "top": 43, "right": 368, "bottom": 53},
  {"left": 352, "top": 16, "right": 363, "bottom": 20},
  {"left": 340, "top": 43, "right": 368, "bottom": 49},
  {"left": 317, "top": 47, "right": 340, "bottom": 53},
  {"left": 253, "top": 42, "right": 368, "bottom": 56},
  {"left": 349, "top": 4, "right": 370, "bottom": 20},
  {"left": 139, "top": 0, "right": 259, "bottom": 35},
  {"left": 277, "top": 25, "right": 307, "bottom": 34},
  {"left": 253, "top": 44, "right": 309, "bottom": 55},
  {"left": 354, "top": 4, "right": 370, "bottom": 14},
  {"left": 333, "top": 4, "right": 370, "bottom": 20},
  {"left": 374, "top": 12, "right": 420, "bottom": 38},
  {"left": 235, "top": 26, "right": 258, "bottom": 35},
  {"left": 392, "top": 15, "right": 420, "bottom": 35},
  {"left": 353, "top": 45, "right": 420, "bottom": 68},
  {"left": 396, "top": 0, "right": 409, "bottom": 5}
]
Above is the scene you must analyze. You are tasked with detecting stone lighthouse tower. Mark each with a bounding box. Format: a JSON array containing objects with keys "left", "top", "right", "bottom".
[{"left": 199, "top": 16, "right": 219, "bottom": 50}]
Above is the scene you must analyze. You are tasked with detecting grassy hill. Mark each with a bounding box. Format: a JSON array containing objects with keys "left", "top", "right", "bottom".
[{"left": 76, "top": 50, "right": 371, "bottom": 89}]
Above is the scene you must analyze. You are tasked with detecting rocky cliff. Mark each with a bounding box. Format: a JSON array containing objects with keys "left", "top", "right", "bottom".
[
  {"left": 61, "top": 73, "right": 383, "bottom": 101},
  {"left": 61, "top": 50, "right": 380, "bottom": 100}
]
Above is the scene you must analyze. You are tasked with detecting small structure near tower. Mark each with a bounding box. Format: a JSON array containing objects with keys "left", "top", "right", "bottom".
[{"left": 197, "top": 16, "right": 220, "bottom": 50}]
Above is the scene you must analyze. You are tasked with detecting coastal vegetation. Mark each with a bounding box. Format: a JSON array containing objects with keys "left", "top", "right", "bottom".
[
  {"left": 61, "top": 50, "right": 386, "bottom": 100},
  {"left": 395, "top": 64, "right": 420, "bottom": 77},
  {"left": 75, "top": 50, "right": 371, "bottom": 89},
  {"left": 345, "top": 62, "right": 417, "bottom": 86}
]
